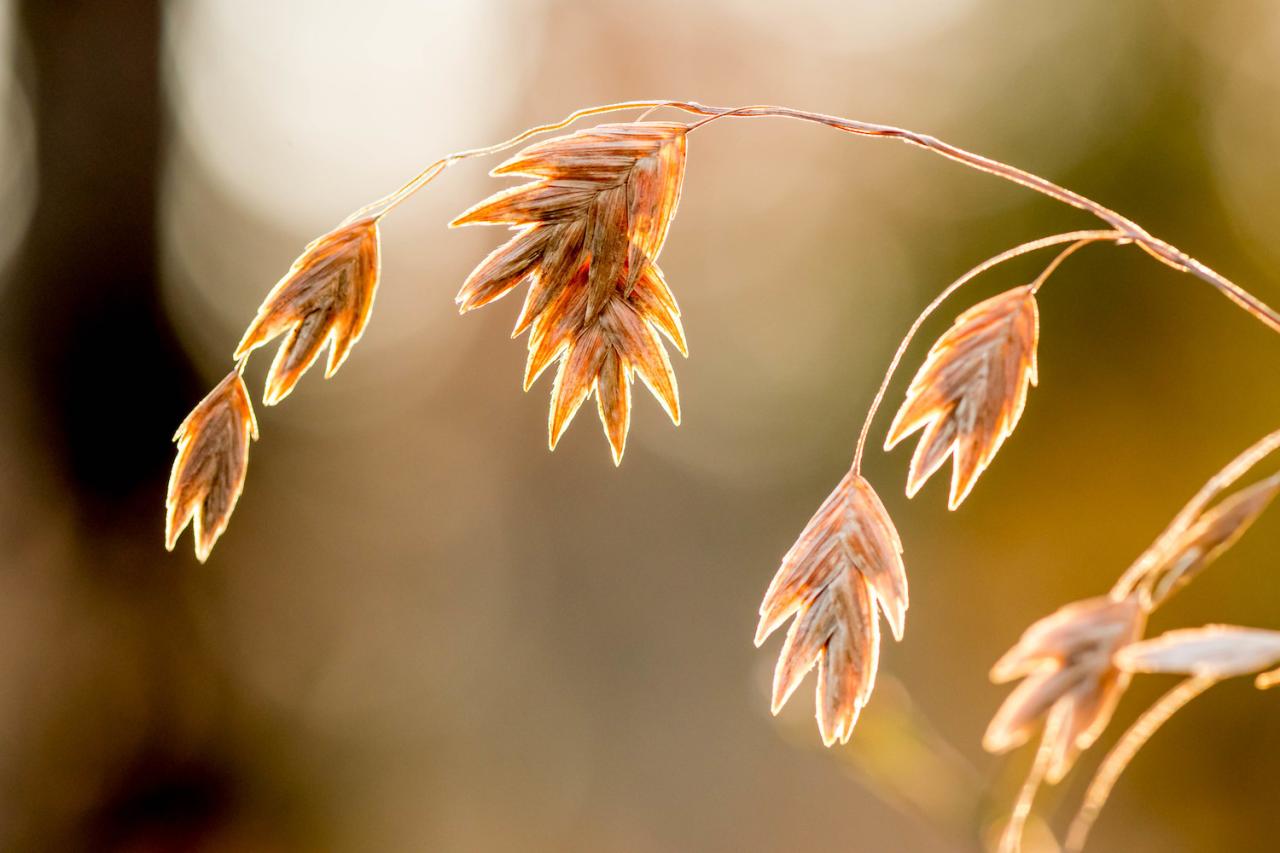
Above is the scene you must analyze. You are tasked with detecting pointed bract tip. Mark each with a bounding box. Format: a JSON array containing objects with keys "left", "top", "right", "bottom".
[{"left": 885, "top": 607, "right": 906, "bottom": 643}]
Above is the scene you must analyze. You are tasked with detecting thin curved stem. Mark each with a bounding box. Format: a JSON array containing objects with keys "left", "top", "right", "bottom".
[
  {"left": 1111, "top": 425, "right": 1280, "bottom": 602},
  {"left": 849, "top": 231, "right": 1122, "bottom": 474},
  {"left": 354, "top": 100, "right": 682, "bottom": 222},
  {"left": 345, "top": 98, "right": 1280, "bottom": 336},
  {"left": 998, "top": 708, "right": 1063, "bottom": 853},
  {"left": 1064, "top": 676, "right": 1216, "bottom": 852},
  {"left": 665, "top": 102, "right": 1280, "bottom": 334},
  {"left": 1030, "top": 238, "right": 1099, "bottom": 294}
]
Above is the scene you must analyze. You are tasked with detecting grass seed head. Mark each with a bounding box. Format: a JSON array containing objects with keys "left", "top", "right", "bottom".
[
  {"left": 985, "top": 594, "right": 1145, "bottom": 782},
  {"left": 453, "top": 122, "right": 688, "bottom": 462},
  {"left": 887, "top": 285, "right": 1039, "bottom": 510},
  {"left": 165, "top": 370, "right": 258, "bottom": 562},
  {"left": 756, "top": 472, "right": 908, "bottom": 745},
  {"left": 235, "top": 217, "right": 382, "bottom": 405}
]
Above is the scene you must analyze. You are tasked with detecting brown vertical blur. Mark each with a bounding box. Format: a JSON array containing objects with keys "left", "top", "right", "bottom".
[
  {"left": 2, "top": 1, "right": 305, "bottom": 849},
  {"left": 9, "top": 0, "right": 196, "bottom": 508}
]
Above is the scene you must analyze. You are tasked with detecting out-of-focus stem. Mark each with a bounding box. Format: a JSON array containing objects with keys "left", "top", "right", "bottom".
[
  {"left": 1064, "top": 675, "right": 1216, "bottom": 852},
  {"left": 1112, "top": 426, "right": 1280, "bottom": 603},
  {"left": 997, "top": 708, "right": 1063, "bottom": 853}
]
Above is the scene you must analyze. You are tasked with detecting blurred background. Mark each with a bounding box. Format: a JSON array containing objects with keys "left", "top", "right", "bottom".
[{"left": 2, "top": 0, "right": 1279, "bottom": 850}]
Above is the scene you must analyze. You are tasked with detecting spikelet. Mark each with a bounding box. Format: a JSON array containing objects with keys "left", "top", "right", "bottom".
[
  {"left": 235, "top": 216, "right": 382, "bottom": 405},
  {"left": 984, "top": 595, "right": 1144, "bottom": 782},
  {"left": 1116, "top": 625, "right": 1280, "bottom": 686},
  {"left": 165, "top": 370, "right": 259, "bottom": 562},
  {"left": 1144, "top": 473, "right": 1280, "bottom": 603},
  {"left": 887, "top": 285, "right": 1039, "bottom": 509},
  {"left": 452, "top": 122, "right": 688, "bottom": 462},
  {"left": 755, "top": 471, "right": 908, "bottom": 745},
  {"left": 1065, "top": 626, "right": 1280, "bottom": 851}
]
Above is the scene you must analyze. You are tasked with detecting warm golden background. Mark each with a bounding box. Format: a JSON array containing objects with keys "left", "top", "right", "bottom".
[{"left": 2, "top": 1, "right": 1278, "bottom": 850}]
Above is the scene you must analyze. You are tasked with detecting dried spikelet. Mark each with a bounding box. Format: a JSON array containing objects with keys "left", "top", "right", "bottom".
[
  {"left": 165, "top": 370, "right": 259, "bottom": 562},
  {"left": 1066, "top": 626, "right": 1280, "bottom": 851},
  {"left": 1144, "top": 473, "right": 1280, "bottom": 603},
  {"left": 1116, "top": 625, "right": 1280, "bottom": 684},
  {"left": 452, "top": 122, "right": 688, "bottom": 461},
  {"left": 985, "top": 595, "right": 1144, "bottom": 782},
  {"left": 235, "top": 217, "right": 381, "bottom": 405},
  {"left": 886, "top": 285, "right": 1039, "bottom": 509},
  {"left": 755, "top": 471, "right": 908, "bottom": 745}
]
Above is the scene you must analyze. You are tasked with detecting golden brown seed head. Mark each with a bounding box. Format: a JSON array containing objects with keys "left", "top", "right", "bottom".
[
  {"left": 452, "top": 122, "right": 688, "bottom": 463},
  {"left": 1116, "top": 625, "right": 1280, "bottom": 684},
  {"left": 887, "top": 285, "right": 1040, "bottom": 509},
  {"left": 235, "top": 217, "right": 382, "bottom": 405},
  {"left": 985, "top": 595, "right": 1144, "bottom": 782},
  {"left": 1142, "top": 473, "right": 1280, "bottom": 602},
  {"left": 165, "top": 370, "right": 258, "bottom": 563},
  {"left": 756, "top": 472, "right": 908, "bottom": 745}
]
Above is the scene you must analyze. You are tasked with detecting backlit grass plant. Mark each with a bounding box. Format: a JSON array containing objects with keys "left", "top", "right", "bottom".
[{"left": 163, "top": 100, "right": 1280, "bottom": 850}]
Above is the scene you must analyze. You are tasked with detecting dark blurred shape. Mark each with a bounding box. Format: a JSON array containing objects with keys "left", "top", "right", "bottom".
[
  {"left": 81, "top": 749, "right": 234, "bottom": 853},
  {"left": 8, "top": 0, "right": 198, "bottom": 525},
  {"left": 0, "top": 3, "right": 298, "bottom": 850}
]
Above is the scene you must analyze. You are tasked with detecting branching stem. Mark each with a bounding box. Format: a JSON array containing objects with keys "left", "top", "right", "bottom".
[
  {"left": 1064, "top": 675, "right": 1216, "bottom": 852},
  {"left": 350, "top": 100, "right": 1280, "bottom": 335},
  {"left": 671, "top": 102, "right": 1280, "bottom": 334},
  {"left": 1029, "top": 237, "right": 1100, "bottom": 294},
  {"left": 342, "top": 99, "right": 1280, "bottom": 336},
  {"left": 355, "top": 100, "right": 686, "bottom": 222},
  {"left": 332, "top": 100, "right": 1280, "bottom": 483},
  {"left": 1111, "top": 425, "right": 1280, "bottom": 604}
]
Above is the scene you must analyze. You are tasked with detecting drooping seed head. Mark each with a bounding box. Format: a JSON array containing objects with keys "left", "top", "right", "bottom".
[
  {"left": 165, "top": 370, "right": 258, "bottom": 562},
  {"left": 756, "top": 471, "right": 909, "bottom": 745},
  {"left": 887, "top": 285, "right": 1039, "bottom": 510},
  {"left": 985, "top": 594, "right": 1144, "bottom": 782},
  {"left": 235, "top": 217, "right": 381, "bottom": 405},
  {"left": 1140, "top": 473, "right": 1280, "bottom": 603},
  {"left": 452, "top": 122, "right": 689, "bottom": 462},
  {"left": 537, "top": 273, "right": 681, "bottom": 465}
]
